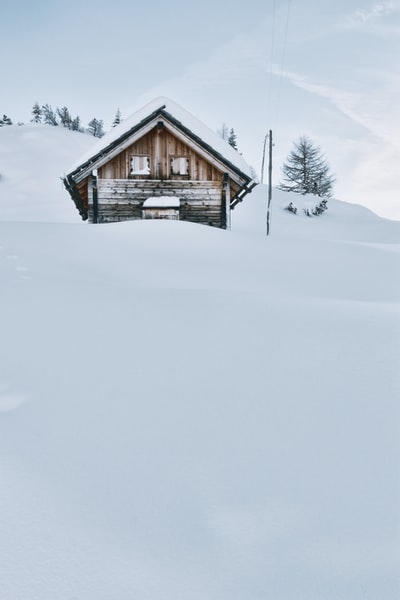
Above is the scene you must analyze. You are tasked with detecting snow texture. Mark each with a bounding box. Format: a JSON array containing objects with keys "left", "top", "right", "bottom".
[{"left": 0, "top": 124, "right": 399, "bottom": 600}]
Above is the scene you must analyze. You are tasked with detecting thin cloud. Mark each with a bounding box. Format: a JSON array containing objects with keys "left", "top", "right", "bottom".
[
  {"left": 345, "top": 1, "right": 400, "bottom": 27},
  {"left": 268, "top": 65, "right": 400, "bottom": 149},
  {"left": 269, "top": 66, "right": 362, "bottom": 125}
]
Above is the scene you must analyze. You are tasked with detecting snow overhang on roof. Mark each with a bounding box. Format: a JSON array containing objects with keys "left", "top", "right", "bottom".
[{"left": 65, "top": 97, "right": 253, "bottom": 183}]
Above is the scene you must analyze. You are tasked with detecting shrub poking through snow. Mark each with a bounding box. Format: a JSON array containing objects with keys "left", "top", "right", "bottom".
[
  {"left": 285, "top": 201, "right": 298, "bottom": 214},
  {"left": 0, "top": 114, "right": 13, "bottom": 126},
  {"left": 302, "top": 199, "right": 328, "bottom": 217},
  {"left": 312, "top": 199, "right": 328, "bottom": 215}
]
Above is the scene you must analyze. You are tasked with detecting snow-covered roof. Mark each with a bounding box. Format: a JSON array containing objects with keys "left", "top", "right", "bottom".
[
  {"left": 143, "top": 196, "right": 180, "bottom": 208},
  {"left": 68, "top": 97, "right": 252, "bottom": 179}
]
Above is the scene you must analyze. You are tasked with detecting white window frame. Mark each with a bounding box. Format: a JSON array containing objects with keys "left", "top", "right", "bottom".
[
  {"left": 129, "top": 155, "right": 150, "bottom": 176},
  {"left": 170, "top": 156, "right": 190, "bottom": 177}
]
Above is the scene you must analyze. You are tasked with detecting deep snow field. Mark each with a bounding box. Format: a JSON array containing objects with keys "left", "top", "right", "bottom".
[{"left": 0, "top": 124, "right": 399, "bottom": 600}]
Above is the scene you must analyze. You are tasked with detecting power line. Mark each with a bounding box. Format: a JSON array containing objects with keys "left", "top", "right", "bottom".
[
  {"left": 272, "top": 0, "right": 292, "bottom": 132},
  {"left": 265, "top": 0, "right": 277, "bottom": 131},
  {"left": 261, "top": 1, "right": 292, "bottom": 236},
  {"left": 262, "top": 0, "right": 292, "bottom": 178}
]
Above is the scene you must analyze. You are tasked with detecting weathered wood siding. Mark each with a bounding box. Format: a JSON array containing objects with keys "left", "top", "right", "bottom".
[
  {"left": 89, "top": 179, "right": 223, "bottom": 227},
  {"left": 97, "top": 129, "right": 223, "bottom": 181},
  {"left": 89, "top": 179, "right": 224, "bottom": 227},
  {"left": 76, "top": 178, "right": 89, "bottom": 213},
  {"left": 80, "top": 126, "right": 245, "bottom": 227}
]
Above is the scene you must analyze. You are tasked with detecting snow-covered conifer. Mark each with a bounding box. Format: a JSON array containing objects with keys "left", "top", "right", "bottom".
[
  {"left": 71, "top": 116, "right": 83, "bottom": 132},
  {"left": 111, "top": 108, "right": 122, "bottom": 127},
  {"left": 57, "top": 106, "right": 72, "bottom": 129},
  {"left": 42, "top": 104, "right": 58, "bottom": 126},
  {"left": 87, "top": 118, "right": 105, "bottom": 138},
  {"left": 31, "top": 102, "right": 42, "bottom": 123},
  {"left": 278, "top": 136, "right": 335, "bottom": 198},
  {"left": 228, "top": 128, "right": 238, "bottom": 150}
]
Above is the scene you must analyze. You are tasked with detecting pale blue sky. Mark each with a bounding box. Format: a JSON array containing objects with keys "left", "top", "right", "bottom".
[{"left": 1, "top": 0, "right": 399, "bottom": 217}]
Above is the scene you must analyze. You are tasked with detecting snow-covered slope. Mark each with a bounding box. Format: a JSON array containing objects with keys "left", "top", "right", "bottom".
[
  {"left": 0, "top": 124, "right": 94, "bottom": 222},
  {"left": 0, "top": 125, "right": 399, "bottom": 600}
]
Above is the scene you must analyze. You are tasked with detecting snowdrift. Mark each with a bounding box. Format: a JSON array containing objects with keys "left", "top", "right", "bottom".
[{"left": 0, "top": 124, "right": 399, "bottom": 600}]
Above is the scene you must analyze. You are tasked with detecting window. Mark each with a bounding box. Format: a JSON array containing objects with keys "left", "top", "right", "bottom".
[
  {"left": 170, "top": 156, "right": 189, "bottom": 176},
  {"left": 130, "top": 155, "right": 150, "bottom": 176}
]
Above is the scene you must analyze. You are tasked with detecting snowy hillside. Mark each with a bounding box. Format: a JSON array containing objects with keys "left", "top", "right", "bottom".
[
  {"left": 0, "top": 124, "right": 94, "bottom": 222},
  {"left": 0, "top": 125, "right": 399, "bottom": 600}
]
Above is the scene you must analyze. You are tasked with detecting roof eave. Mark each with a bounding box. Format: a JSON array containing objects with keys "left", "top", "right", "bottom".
[
  {"left": 231, "top": 180, "right": 259, "bottom": 208},
  {"left": 66, "top": 104, "right": 167, "bottom": 181},
  {"left": 63, "top": 175, "right": 88, "bottom": 220},
  {"left": 159, "top": 108, "right": 252, "bottom": 184},
  {"left": 66, "top": 104, "right": 251, "bottom": 186}
]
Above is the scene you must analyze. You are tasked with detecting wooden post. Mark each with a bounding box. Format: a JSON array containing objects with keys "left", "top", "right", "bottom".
[
  {"left": 155, "top": 122, "right": 163, "bottom": 179},
  {"left": 222, "top": 172, "right": 230, "bottom": 230},
  {"left": 92, "top": 170, "right": 98, "bottom": 224},
  {"left": 266, "top": 130, "right": 273, "bottom": 236}
]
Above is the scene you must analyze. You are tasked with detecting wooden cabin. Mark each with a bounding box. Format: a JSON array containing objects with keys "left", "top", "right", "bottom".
[{"left": 63, "top": 97, "right": 256, "bottom": 228}]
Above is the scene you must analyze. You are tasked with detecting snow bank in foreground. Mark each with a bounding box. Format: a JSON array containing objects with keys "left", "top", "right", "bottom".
[{"left": 0, "top": 125, "right": 399, "bottom": 600}]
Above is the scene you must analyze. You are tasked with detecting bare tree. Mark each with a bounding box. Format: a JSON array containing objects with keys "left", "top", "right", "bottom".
[{"left": 218, "top": 122, "right": 229, "bottom": 141}]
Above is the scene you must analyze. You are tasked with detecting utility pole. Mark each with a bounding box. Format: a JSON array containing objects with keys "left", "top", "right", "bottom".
[{"left": 266, "top": 130, "right": 273, "bottom": 236}]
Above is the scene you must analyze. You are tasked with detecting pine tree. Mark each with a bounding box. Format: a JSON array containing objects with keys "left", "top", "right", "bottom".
[
  {"left": 278, "top": 135, "right": 335, "bottom": 197},
  {"left": 87, "top": 118, "right": 105, "bottom": 138},
  {"left": 57, "top": 106, "right": 72, "bottom": 129},
  {"left": 112, "top": 108, "right": 121, "bottom": 127},
  {"left": 71, "top": 116, "right": 83, "bottom": 132},
  {"left": 31, "top": 101, "right": 42, "bottom": 123},
  {"left": 42, "top": 104, "right": 58, "bottom": 126},
  {"left": 0, "top": 114, "right": 13, "bottom": 126},
  {"left": 228, "top": 128, "right": 238, "bottom": 150}
]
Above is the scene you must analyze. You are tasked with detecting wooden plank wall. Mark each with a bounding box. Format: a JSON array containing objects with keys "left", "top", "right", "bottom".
[
  {"left": 79, "top": 125, "right": 247, "bottom": 227},
  {"left": 89, "top": 179, "right": 223, "bottom": 227},
  {"left": 97, "top": 129, "right": 223, "bottom": 181}
]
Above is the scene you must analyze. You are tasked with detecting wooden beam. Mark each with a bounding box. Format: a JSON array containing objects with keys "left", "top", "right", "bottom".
[{"left": 92, "top": 171, "right": 98, "bottom": 224}]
